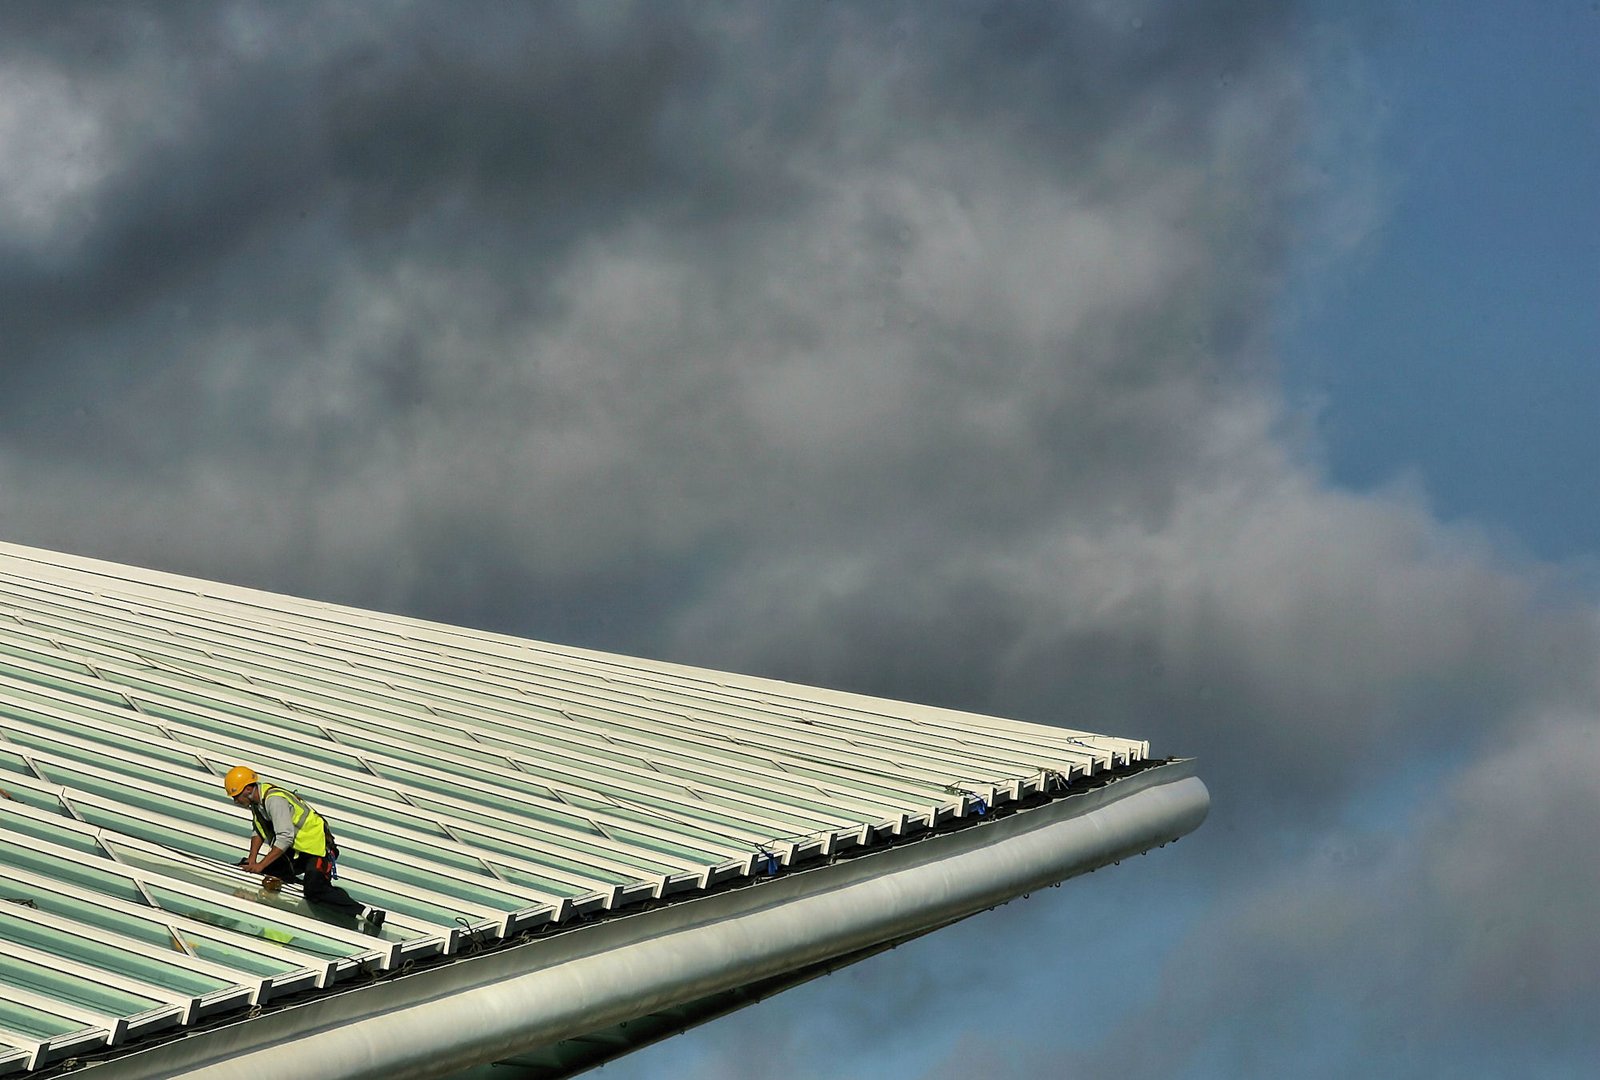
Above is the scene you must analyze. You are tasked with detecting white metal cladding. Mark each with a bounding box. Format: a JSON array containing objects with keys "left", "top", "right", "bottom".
[{"left": 0, "top": 541, "right": 1149, "bottom": 1075}]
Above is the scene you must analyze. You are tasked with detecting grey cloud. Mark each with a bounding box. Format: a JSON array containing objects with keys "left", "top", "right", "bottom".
[
  {"left": 1074, "top": 711, "right": 1600, "bottom": 1078},
  {"left": 0, "top": 3, "right": 711, "bottom": 420},
  {"left": 665, "top": 401, "right": 1598, "bottom": 839},
  {"left": 3, "top": 0, "right": 1303, "bottom": 611}
]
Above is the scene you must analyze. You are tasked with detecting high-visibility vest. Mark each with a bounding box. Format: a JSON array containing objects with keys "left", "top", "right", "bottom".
[{"left": 251, "top": 783, "right": 330, "bottom": 857}]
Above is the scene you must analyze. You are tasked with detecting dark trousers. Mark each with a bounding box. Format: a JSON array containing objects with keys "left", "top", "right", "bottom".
[{"left": 261, "top": 842, "right": 365, "bottom": 921}]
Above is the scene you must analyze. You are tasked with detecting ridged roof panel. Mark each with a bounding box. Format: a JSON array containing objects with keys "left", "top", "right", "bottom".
[{"left": 0, "top": 540, "right": 1146, "bottom": 1074}]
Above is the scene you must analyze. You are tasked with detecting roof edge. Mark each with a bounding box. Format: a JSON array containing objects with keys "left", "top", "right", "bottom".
[{"left": 87, "top": 762, "right": 1208, "bottom": 1080}]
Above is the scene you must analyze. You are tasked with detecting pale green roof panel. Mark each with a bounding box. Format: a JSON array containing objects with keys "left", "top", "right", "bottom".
[{"left": 0, "top": 539, "right": 1152, "bottom": 1074}]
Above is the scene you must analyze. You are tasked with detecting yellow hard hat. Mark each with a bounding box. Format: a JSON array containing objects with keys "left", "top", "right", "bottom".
[{"left": 223, "top": 765, "right": 258, "bottom": 798}]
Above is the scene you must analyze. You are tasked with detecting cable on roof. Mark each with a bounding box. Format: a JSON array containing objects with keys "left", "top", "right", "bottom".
[
  {"left": 454, "top": 916, "right": 492, "bottom": 955},
  {"left": 942, "top": 784, "right": 989, "bottom": 816}
]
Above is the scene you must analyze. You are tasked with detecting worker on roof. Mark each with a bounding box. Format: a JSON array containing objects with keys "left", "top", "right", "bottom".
[{"left": 223, "top": 765, "right": 386, "bottom": 935}]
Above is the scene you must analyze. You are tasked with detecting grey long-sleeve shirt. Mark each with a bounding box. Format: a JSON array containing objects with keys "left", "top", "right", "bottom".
[{"left": 252, "top": 792, "right": 298, "bottom": 853}]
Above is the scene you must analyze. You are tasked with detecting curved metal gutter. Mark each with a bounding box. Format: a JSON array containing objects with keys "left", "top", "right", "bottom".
[{"left": 94, "top": 762, "right": 1208, "bottom": 1080}]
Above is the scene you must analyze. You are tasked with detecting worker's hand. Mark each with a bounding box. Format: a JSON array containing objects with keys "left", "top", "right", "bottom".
[{"left": 240, "top": 849, "right": 281, "bottom": 875}]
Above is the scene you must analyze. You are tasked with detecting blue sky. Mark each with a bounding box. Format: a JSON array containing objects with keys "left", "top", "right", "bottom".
[
  {"left": 1, "top": 2, "right": 1597, "bottom": 1077},
  {"left": 1288, "top": 0, "right": 1599, "bottom": 562}
]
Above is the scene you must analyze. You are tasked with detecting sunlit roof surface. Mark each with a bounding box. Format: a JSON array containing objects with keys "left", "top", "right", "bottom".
[{"left": 0, "top": 540, "right": 1148, "bottom": 1074}]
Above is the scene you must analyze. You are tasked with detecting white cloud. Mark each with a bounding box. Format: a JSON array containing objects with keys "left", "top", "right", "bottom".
[{"left": 0, "top": 61, "right": 110, "bottom": 249}]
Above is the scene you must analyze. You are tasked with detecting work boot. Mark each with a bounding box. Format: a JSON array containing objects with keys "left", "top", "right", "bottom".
[{"left": 361, "top": 906, "right": 387, "bottom": 934}]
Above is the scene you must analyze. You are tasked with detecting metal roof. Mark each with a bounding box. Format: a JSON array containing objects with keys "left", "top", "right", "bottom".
[{"left": 0, "top": 540, "right": 1151, "bottom": 1076}]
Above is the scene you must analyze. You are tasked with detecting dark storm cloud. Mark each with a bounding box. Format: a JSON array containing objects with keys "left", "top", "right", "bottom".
[
  {"left": 1, "top": 3, "right": 1596, "bottom": 1076},
  {"left": 0, "top": 3, "right": 711, "bottom": 428},
  {"left": 0, "top": 1, "right": 1285, "bottom": 390},
  {"left": 2, "top": 0, "right": 1301, "bottom": 604}
]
